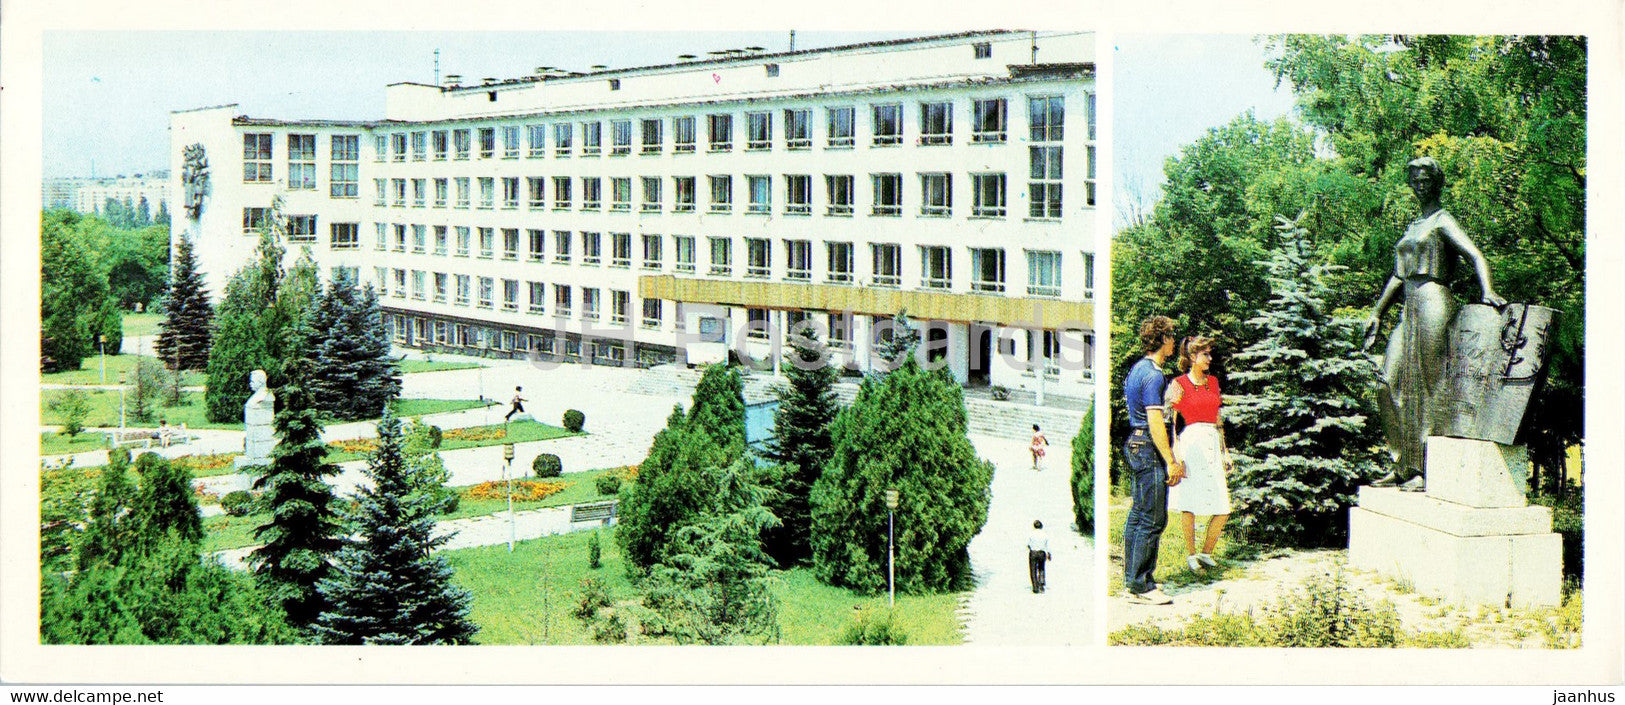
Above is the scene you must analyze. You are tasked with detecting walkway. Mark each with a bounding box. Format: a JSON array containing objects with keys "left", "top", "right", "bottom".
[{"left": 958, "top": 435, "right": 1093, "bottom": 646}]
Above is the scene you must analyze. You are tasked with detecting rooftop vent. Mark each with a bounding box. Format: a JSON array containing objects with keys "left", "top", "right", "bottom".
[
  {"left": 482, "top": 77, "right": 498, "bottom": 86},
  {"left": 444, "top": 74, "right": 463, "bottom": 87},
  {"left": 678, "top": 54, "right": 697, "bottom": 61}
]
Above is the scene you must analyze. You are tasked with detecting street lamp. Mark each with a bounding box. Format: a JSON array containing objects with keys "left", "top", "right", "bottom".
[
  {"left": 118, "top": 372, "right": 128, "bottom": 433},
  {"left": 97, "top": 334, "right": 106, "bottom": 385},
  {"left": 503, "top": 443, "right": 516, "bottom": 552},
  {"left": 885, "top": 487, "right": 900, "bottom": 607}
]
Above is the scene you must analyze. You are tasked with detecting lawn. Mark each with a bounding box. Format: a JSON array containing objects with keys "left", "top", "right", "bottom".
[
  {"left": 122, "top": 312, "right": 164, "bottom": 337},
  {"left": 443, "top": 533, "right": 965, "bottom": 645},
  {"left": 1105, "top": 489, "right": 1264, "bottom": 595},
  {"left": 40, "top": 431, "right": 109, "bottom": 455},
  {"left": 201, "top": 466, "right": 626, "bottom": 553},
  {"left": 40, "top": 390, "right": 230, "bottom": 431},
  {"left": 398, "top": 358, "right": 485, "bottom": 374},
  {"left": 41, "top": 354, "right": 206, "bottom": 387},
  {"left": 40, "top": 391, "right": 492, "bottom": 434},
  {"left": 323, "top": 419, "right": 576, "bottom": 463}
]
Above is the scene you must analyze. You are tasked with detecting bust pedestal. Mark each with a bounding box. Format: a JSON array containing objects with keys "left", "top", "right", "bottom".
[{"left": 1348, "top": 436, "right": 1561, "bottom": 607}]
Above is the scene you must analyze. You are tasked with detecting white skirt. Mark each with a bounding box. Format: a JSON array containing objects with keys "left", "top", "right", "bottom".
[{"left": 1169, "top": 423, "right": 1232, "bottom": 515}]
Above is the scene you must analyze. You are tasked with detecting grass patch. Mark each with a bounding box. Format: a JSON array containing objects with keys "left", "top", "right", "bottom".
[
  {"left": 40, "top": 354, "right": 207, "bottom": 387},
  {"left": 40, "top": 431, "right": 109, "bottom": 456},
  {"left": 40, "top": 390, "right": 230, "bottom": 430},
  {"left": 441, "top": 532, "right": 964, "bottom": 645},
  {"left": 399, "top": 359, "right": 485, "bottom": 374},
  {"left": 122, "top": 312, "right": 164, "bottom": 338},
  {"left": 1106, "top": 492, "right": 1264, "bottom": 595},
  {"left": 391, "top": 398, "right": 494, "bottom": 418},
  {"left": 324, "top": 420, "right": 576, "bottom": 463}
]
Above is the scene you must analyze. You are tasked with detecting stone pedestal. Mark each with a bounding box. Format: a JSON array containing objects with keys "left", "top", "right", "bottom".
[{"left": 1348, "top": 437, "right": 1562, "bottom": 608}]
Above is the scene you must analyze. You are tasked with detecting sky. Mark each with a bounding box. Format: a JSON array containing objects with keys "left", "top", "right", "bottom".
[
  {"left": 41, "top": 30, "right": 920, "bottom": 179},
  {"left": 1111, "top": 34, "right": 1300, "bottom": 230}
]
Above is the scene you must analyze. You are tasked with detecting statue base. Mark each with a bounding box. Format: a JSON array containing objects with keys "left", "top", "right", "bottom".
[{"left": 1348, "top": 437, "right": 1561, "bottom": 608}]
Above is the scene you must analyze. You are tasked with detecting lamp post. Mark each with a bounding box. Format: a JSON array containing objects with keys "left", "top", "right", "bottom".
[
  {"left": 98, "top": 334, "right": 106, "bottom": 385},
  {"left": 118, "top": 372, "right": 128, "bottom": 433},
  {"left": 885, "top": 487, "right": 899, "bottom": 607},
  {"left": 503, "top": 443, "right": 516, "bottom": 552}
]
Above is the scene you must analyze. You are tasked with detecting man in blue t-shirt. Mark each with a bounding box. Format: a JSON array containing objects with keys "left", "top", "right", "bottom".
[{"left": 1121, "top": 315, "right": 1182, "bottom": 606}]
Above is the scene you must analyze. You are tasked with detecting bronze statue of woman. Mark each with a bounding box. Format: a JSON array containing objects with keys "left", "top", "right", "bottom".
[{"left": 1361, "top": 157, "right": 1505, "bottom": 489}]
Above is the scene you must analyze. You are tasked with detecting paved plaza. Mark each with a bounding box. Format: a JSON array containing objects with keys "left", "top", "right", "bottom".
[{"left": 43, "top": 348, "right": 1093, "bottom": 644}]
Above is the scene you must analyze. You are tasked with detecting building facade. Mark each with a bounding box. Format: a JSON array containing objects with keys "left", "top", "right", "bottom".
[{"left": 170, "top": 30, "right": 1097, "bottom": 398}]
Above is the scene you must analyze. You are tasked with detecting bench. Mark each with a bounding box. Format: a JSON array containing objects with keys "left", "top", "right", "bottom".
[
  {"left": 110, "top": 424, "right": 200, "bottom": 449},
  {"left": 570, "top": 501, "right": 617, "bottom": 526}
]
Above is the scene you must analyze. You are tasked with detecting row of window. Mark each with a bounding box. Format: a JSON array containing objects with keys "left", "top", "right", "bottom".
[
  {"left": 368, "top": 96, "right": 1081, "bottom": 166},
  {"left": 367, "top": 161, "right": 1081, "bottom": 219},
  {"left": 244, "top": 134, "right": 359, "bottom": 197},
  {"left": 345, "top": 223, "right": 1088, "bottom": 297},
  {"left": 386, "top": 315, "right": 640, "bottom": 361}
]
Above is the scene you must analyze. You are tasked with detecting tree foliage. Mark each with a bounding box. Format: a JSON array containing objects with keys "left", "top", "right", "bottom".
[
  {"left": 313, "top": 411, "right": 477, "bottom": 644},
  {"left": 156, "top": 236, "right": 213, "bottom": 371},
  {"left": 1071, "top": 405, "right": 1095, "bottom": 534},
  {"left": 762, "top": 326, "right": 839, "bottom": 565},
  {"left": 249, "top": 322, "right": 343, "bottom": 628},
  {"left": 811, "top": 358, "right": 993, "bottom": 593},
  {"left": 1225, "top": 216, "right": 1383, "bottom": 547},
  {"left": 41, "top": 210, "right": 111, "bottom": 373},
  {"left": 635, "top": 458, "right": 782, "bottom": 645},
  {"left": 306, "top": 271, "right": 400, "bottom": 420}
]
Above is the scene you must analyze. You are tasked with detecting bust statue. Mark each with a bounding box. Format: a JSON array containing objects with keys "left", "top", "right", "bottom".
[{"left": 234, "top": 369, "right": 277, "bottom": 469}]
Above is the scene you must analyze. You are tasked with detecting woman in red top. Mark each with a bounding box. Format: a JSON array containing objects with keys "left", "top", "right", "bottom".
[{"left": 1165, "top": 335, "right": 1233, "bottom": 572}]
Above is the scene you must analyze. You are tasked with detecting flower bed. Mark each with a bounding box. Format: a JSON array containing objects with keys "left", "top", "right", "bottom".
[
  {"left": 468, "top": 478, "right": 568, "bottom": 502},
  {"left": 328, "top": 438, "right": 379, "bottom": 455},
  {"left": 174, "top": 453, "right": 237, "bottom": 474},
  {"left": 444, "top": 426, "right": 508, "bottom": 443}
]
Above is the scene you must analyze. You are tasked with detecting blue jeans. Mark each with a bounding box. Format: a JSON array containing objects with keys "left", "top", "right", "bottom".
[{"left": 1122, "top": 429, "right": 1168, "bottom": 595}]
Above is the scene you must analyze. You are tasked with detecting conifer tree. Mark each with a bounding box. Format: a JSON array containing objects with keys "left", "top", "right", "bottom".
[
  {"left": 249, "top": 319, "right": 343, "bottom": 628},
  {"left": 308, "top": 271, "right": 400, "bottom": 420},
  {"left": 762, "top": 326, "right": 839, "bottom": 565},
  {"left": 156, "top": 236, "right": 213, "bottom": 371},
  {"left": 1226, "top": 214, "right": 1382, "bottom": 547},
  {"left": 1071, "top": 405, "right": 1095, "bottom": 534},
  {"left": 687, "top": 363, "right": 746, "bottom": 453},
  {"left": 313, "top": 410, "right": 477, "bottom": 644},
  {"left": 810, "top": 357, "right": 993, "bottom": 593},
  {"left": 76, "top": 449, "right": 136, "bottom": 570},
  {"left": 132, "top": 453, "right": 203, "bottom": 546},
  {"left": 871, "top": 309, "right": 921, "bottom": 373},
  {"left": 204, "top": 269, "right": 275, "bottom": 423}
]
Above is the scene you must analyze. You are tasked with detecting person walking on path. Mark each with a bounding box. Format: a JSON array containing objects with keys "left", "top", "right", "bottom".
[
  {"left": 1166, "top": 335, "right": 1233, "bottom": 573},
  {"left": 1121, "top": 315, "right": 1181, "bottom": 606},
  {"left": 504, "top": 386, "right": 527, "bottom": 422},
  {"left": 1027, "top": 520, "right": 1052, "bottom": 593},
  {"left": 1029, "top": 424, "right": 1050, "bottom": 470}
]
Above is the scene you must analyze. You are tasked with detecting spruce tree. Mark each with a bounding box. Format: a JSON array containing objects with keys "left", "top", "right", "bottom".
[
  {"left": 249, "top": 319, "right": 343, "bottom": 628},
  {"left": 872, "top": 309, "right": 921, "bottom": 373},
  {"left": 810, "top": 357, "right": 993, "bottom": 593},
  {"left": 313, "top": 410, "right": 477, "bottom": 644},
  {"left": 762, "top": 326, "right": 839, "bottom": 565},
  {"left": 687, "top": 363, "right": 746, "bottom": 453},
  {"left": 308, "top": 271, "right": 400, "bottom": 421},
  {"left": 204, "top": 269, "right": 275, "bottom": 423},
  {"left": 156, "top": 236, "right": 213, "bottom": 371},
  {"left": 1225, "top": 214, "right": 1382, "bottom": 548}
]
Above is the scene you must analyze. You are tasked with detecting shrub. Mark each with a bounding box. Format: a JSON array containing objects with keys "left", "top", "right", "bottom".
[
  {"left": 48, "top": 389, "right": 92, "bottom": 437},
  {"left": 573, "top": 577, "right": 613, "bottom": 621},
  {"left": 588, "top": 532, "right": 603, "bottom": 570},
  {"left": 532, "top": 453, "right": 563, "bottom": 478},
  {"left": 1071, "top": 406, "right": 1094, "bottom": 534},
  {"left": 221, "top": 491, "right": 258, "bottom": 517},
  {"left": 563, "top": 409, "right": 586, "bottom": 433},
  {"left": 439, "top": 492, "right": 459, "bottom": 515},
  {"left": 989, "top": 385, "right": 1011, "bottom": 401},
  {"left": 838, "top": 609, "right": 910, "bottom": 645},
  {"left": 427, "top": 425, "right": 443, "bottom": 449},
  {"left": 594, "top": 473, "right": 622, "bottom": 496},
  {"left": 590, "top": 611, "right": 627, "bottom": 644},
  {"left": 1108, "top": 571, "right": 1404, "bottom": 647}
]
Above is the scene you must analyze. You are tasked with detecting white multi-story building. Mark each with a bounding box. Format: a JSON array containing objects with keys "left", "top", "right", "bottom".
[
  {"left": 50, "top": 173, "right": 170, "bottom": 217},
  {"left": 171, "top": 30, "right": 1097, "bottom": 398}
]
